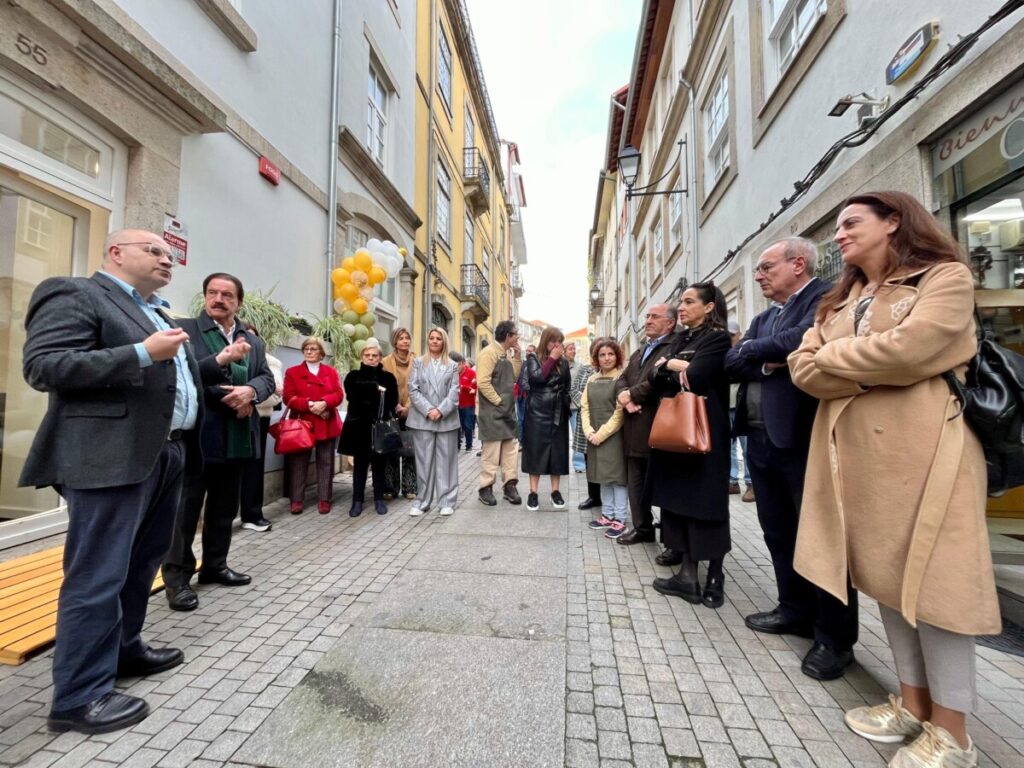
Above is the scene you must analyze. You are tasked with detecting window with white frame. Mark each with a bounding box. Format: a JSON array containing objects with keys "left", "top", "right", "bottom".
[
  {"left": 482, "top": 247, "right": 491, "bottom": 288},
  {"left": 638, "top": 244, "right": 648, "bottom": 301},
  {"left": 436, "top": 158, "right": 451, "bottom": 245},
  {"left": 766, "top": 0, "right": 827, "bottom": 82},
  {"left": 438, "top": 24, "right": 453, "bottom": 110},
  {"left": 651, "top": 217, "right": 664, "bottom": 274},
  {"left": 464, "top": 211, "right": 474, "bottom": 264},
  {"left": 704, "top": 69, "right": 730, "bottom": 187},
  {"left": 366, "top": 62, "right": 388, "bottom": 167},
  {"left": 22, "top": 200, "right": 53, "bottom": 250},
  {"left": 669, "top": 190, "right": 684, "bottom": 248},
  {"left": 464, "top": 105, "right": 475, "bottom": 173}
]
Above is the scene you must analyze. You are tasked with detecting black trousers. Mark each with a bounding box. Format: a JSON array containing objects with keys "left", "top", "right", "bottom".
[
  {"left": 746, "top": 428, "right": 859, "bottom": 650},
  {"left": 626, "top": 455, "right": 654, "bottom": 532},
  {"left": 163, "top": 461, "right": 243, "bottom": 586},
  {"left": 583, "top": 454, "right": 602, "bottom": 503},
  {"left": 239, "top": 416, "right": 270, "bottom": 523},
  {"left": 352, "top": 452, "right": 387, "bottom": 502},
  {"left": 55, "top": 439, "right": 185, "bottom": 710}
]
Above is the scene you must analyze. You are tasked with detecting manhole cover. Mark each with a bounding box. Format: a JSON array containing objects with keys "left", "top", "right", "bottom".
[{"left": 976, "top": 617, "right": 1024, "bottom": 657}]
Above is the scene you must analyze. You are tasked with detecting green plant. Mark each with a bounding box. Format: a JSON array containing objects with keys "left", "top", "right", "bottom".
[
  {"left": 310, "top": 314, "right": 358, "bottom": 374},
  {"left": 188, "top": 289, "right": 296, "bottom": 349}
]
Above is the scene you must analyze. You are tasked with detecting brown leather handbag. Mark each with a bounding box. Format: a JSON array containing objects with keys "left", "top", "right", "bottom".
[{"left": 648, "top": 389, "right": 712, "bottom": 454}]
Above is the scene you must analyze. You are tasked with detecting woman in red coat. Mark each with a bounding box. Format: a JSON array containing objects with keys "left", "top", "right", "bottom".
[{"left": 282, "top": 337, "right": 343, "bottom": 514}]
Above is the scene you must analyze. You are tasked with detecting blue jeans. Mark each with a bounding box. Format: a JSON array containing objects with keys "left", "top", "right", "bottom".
[
  {"left": 729, "top": 408, "right": 751, "bottom": 485},
  {"left": 600, "top": 483, "right": 628, "bottom": 522},
  {"left": 569, "top": 411, "right": 585, "bottom": 471},
  {"left": 458, "top": 406, "right": 476, "bottom": 449}
]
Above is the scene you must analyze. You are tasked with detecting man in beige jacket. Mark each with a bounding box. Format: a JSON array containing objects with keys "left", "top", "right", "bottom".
[{"left": 476, "top": 320, "right": 522, "bottom": 505}]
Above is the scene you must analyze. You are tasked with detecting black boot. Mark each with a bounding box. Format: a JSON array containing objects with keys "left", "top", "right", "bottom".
[
  {"left": 503, "top": 480, "right": 522, "bottom": 504},
  {"left": 349, "top": 501, "right": 363, "bottom": 517},
  {"left": 478, "top": 485, "right": 497, "bottom": 506}
]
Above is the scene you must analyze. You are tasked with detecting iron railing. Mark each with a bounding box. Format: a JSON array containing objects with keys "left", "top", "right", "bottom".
[
  {"left": 460, "top": 263, "right": 490, "bottom": 311},
  {"left": 463, "top": 147, "right": 491, "bottom": 202}
]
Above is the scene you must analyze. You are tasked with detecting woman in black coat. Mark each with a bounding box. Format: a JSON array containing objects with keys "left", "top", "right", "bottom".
[
  {"left": 521, "top": 326, "right": 572, "bottom": 511},
  {"left": 339, "top": 339, "right": 399, "bottom": 517},
  {"left": 648, "top": 283, "right": 732, "bottom": 608}
]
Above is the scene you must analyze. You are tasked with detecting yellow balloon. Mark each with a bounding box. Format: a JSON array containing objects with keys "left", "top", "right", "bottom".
[
  {"left": 353, "top": 251, "right": 373, "bottom": 272},
  {"left": 351, "top": 270, "right": 368, "bottom": 287},
  {"left": 399, "top": 247, "right": 408, "bottom": 257},
  {"left": 369, "top": 265, "right": 386, "bottom": 285},
  {"left": 342, "top": 256, "right": 357, "bottom": 272},
  {"left": 333, "top": 283, "right": 344, "bottom": 300},
  {"left": 339, "top": 282, "right": 360, "bottom": 304},
  {"left": 351, "top": 297, "right": 369, "bottom": 315},
  {"left": 332, "top": 267, "right": 351, "bottom": 286}
]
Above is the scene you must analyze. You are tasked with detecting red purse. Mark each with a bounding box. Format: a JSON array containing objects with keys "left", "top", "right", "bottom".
[{"left": 269, "top": 409, "right": 316, "bottom": 454}]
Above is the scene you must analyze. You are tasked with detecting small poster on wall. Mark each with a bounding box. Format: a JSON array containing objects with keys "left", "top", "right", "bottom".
[{"left": 163, "top": 214, "right": 188, "bottom": 266}]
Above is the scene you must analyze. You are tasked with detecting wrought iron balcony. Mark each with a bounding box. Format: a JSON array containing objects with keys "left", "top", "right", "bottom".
[
  {"left": 463, "top": 147, "right": 490, "bottom": 217},
  {"left": 460, "top": 263, "right": 490, "bottom": 317},
  {"left": 511, "top": 266, "right": 524, "bottom": 298}
]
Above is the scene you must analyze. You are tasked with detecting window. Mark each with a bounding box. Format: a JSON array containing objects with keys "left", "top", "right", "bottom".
[
  {"left": 464, "top": 211, "right": 474, "bottom": 264},
  {"left": 638, "top": 245, "right": 648, "bottom": 301},
  {"left": 432, "top": 304, "right": 450, "bottom": 333},
  {"left": 22, "top": 201, "right": 52, "bottom": 250},
  {"left": 651, "top": 217, "right": 664, "bottom": 274},
  {"left": 464, "top": 106, "right": 475, "bottom": 173},
  {"left": 367, "top": 63, "right": 388, "bottom": 167},
  {"left": 438, "top": 24, "right": 453, "bottom": 109},
  {"left": 348, "top": 226, "right": 368, "bottom": 253},
  {"left": 482, "top": 247, "right": 491, "bottom": 288},
  {"left": 669, "top": 191, "right": 684, "bottom": 248},
  {"left": 767, "top": 0, "right": 827, "bottom": 77},
  {"left": 499, "top": 218, "right": 506, "bottom": 266},
  {"left": 436, "top": 158, "right": 451, "bottom": 245},
  {"left": 705, "top": 69, "right": 730, "bottom": 186}
]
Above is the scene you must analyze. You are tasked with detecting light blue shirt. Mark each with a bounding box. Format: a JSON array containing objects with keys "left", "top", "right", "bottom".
[{"left": 100, "top": 271, "right": 197, "bottom": 431}]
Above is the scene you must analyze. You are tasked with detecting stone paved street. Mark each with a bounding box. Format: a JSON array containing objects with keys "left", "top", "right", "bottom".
[{"left": 2, "top": 451, "right": 1023, "bottom": 767}]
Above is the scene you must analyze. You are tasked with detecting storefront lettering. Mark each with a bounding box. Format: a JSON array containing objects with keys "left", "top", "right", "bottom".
[
  {"left": 14, "top": 33, "right": 48, "bottom": 66},
  {"left": 938, "top": 94, "right": 1024, "bottom": 162}
]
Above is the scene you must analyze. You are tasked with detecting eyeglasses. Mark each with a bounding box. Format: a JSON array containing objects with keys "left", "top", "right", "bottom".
[
  {"left": 752, "top": 257, "right": 796, "bottom": 276},
  {"left": 115, "top": 242, "right": 175, "bottom": 261}
]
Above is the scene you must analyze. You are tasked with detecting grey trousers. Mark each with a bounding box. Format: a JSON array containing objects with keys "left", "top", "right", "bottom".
[
  {"left": 878, "top": 603, "right": 978, "bottom": 713},
  {"left": 411, "top": 428, "right": 460, "bottom": 511}
]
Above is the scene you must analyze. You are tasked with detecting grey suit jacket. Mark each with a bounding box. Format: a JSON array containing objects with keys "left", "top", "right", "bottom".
[
  {"left": 406, "top": 356, "right": 460, "bottom": 432},
  {"left": 20, "top": 273, "right": 203, "bottom": 490}
]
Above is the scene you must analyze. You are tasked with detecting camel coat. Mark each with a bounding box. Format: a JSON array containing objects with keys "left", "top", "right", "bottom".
[{"left": 788, "top": 261, "right": 999, "bottom": 635}]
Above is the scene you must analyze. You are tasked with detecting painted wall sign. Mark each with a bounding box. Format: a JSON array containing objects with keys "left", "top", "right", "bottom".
[
  {"left": 932, "top": 80, "right": 1024, "bottom": 176},
  {"left": 886, "top": 21, "right": 940, "bottom": 85},
  {"left": 163, "top": 214, "right": 188, "bottom": 267}
]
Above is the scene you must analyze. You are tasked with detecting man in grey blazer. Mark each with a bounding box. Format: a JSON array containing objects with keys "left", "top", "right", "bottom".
[{"left": 20, "top": 230, "right": 203, "bottom": 734}]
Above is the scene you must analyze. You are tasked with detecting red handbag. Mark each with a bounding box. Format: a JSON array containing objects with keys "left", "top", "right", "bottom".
[{"left": 269, "top": 409, "right": 316, "bottom": 454}]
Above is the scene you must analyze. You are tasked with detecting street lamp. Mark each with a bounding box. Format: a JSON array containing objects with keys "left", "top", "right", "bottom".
[
  {"left": 616, "top": 146, "right": 640, "bottom": 188},
  {"left": 616, "top": 141, "right": 688, "bottom": 200}
]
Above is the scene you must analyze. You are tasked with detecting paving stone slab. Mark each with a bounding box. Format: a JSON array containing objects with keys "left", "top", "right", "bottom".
[
  {"left": 442, "top": 508, "right": 568, "bottom": 539},
  {"left": 407, "top": 533, "right": 567, "bottom": 577},
  {"left": 234, "top": 626, "right": 565, "bottom": 768},
  {"left": 356, "top": 569, "right": 565, "bottom": 641}
]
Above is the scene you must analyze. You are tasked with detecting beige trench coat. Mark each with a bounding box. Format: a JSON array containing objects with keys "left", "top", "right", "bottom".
[{"left": 788, "top": 261, "right": 1000, "bottom": 635}]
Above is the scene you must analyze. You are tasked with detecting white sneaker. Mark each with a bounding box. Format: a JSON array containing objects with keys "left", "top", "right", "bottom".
[
  {"left": 844, "top": 695, "right": 923, "bottom": 744},
  {"left": 409, "top": 507, "right": 423, "bottom": 517},
  {"left": 439, "top": 506, "right": 454, "bottom": 516},
  {"left": 889, "top": 723, "right": 977, "bottom": 768}
]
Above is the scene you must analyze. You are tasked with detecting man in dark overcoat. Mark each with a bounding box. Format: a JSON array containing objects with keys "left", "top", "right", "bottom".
[
  {"left": 162, "top": 272, "right": 274, "bottom": 611},
  {"left": 21, "top": 230, "right": 203, "bottom": 734}
]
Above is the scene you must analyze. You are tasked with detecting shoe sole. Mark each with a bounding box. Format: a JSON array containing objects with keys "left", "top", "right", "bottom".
[
  {"left": 241, "top": 524, "right": 271, "bottom": 532},
  {"left": 801, "top": 658, "right": 854, "bottom": 681},
  {"left": 409, "top": 511, "right": 423, "bottom": 517},
  {"left": 117, "top": 655, "right": 184, "bottom": 678},
  {"left": 196, "top": 576, "right": 251, "bottom": 587},
  {"left": 844, "top": 722, "right": 909, "bottom": 744},
  {"left": 48, "top": 703, "right": 150, "bottom": 735},
  {"left": 743, "top": 617, "right": 814, "bottom": 638},
  {"left": 651, "top": 582, "right": 702, "bottom": 604},
  {"left": 503, "top": 496, "right": 521, "bottom": 504},
  {"left": 167, "top": 601, "right": 197, "bottom": 612},
  {"left": 552, "top": 504, "right": 566, "bottom": 509},
  {"left": 526, "top": 505, "right": 539, "bottom": 511}
]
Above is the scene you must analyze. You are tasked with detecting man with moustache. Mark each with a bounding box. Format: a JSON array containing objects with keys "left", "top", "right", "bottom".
[
  {"left": 725, "top": 237, "right": 859, "bottom": 680},
  {"left": 162, "top": 273, "right": 274, "bottom": 611},
  {"left": 21, "top": 230, "right": 202, "bottom": 733},
  {"left": 614, "top": 304, "right": 678, "bottom": 549}
]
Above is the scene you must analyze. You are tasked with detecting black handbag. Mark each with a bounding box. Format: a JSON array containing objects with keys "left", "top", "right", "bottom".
[
  {"left": 943, "top": 310, "right": 1024, "bottom": 496},
  {"left": 371, "top": 387, "right": 403, "bottom": 455}
]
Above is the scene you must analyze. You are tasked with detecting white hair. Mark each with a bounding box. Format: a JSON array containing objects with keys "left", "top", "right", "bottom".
[{"left": 364, "top": 337, "right": 381, "bottom": 351}]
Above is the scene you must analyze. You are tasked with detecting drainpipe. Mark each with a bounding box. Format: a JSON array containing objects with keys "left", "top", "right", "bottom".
[
  {"left": 325, "top": 0, "right": 343, "bottom": 314},
  {"left": 681, "top": 0, "right": 700, "bottom": 284},
  {"left": 422, "top": 0, "right": 438, "bottom": 347}
]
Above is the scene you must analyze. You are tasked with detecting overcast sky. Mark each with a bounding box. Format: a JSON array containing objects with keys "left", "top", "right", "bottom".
[{"left": 464, "top": 0, "right": 641, "bottom": 332}]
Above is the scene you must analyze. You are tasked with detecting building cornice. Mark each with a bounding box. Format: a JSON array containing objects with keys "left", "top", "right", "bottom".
[{"left": 339, "top": 126, "right": 422, "bottom": 230}]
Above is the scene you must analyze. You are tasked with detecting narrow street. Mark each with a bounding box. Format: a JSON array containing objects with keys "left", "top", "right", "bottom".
[{"left": 1, "top": 451, "right": 1022, "bottom": 768}]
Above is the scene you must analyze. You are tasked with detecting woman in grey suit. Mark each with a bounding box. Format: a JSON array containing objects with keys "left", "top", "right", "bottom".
[{"left": 406, "top": 327, "right": 461, "bottom": 516}]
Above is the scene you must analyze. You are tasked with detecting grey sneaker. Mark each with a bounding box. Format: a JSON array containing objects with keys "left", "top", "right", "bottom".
[
  {"left": 844, "top": 695, "right": 923, "bottom": 744},
  {"left": 889, "top": 722, "right": 977, "bottom": 768}
]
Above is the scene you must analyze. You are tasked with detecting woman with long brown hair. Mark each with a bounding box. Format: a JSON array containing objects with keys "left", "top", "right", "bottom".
[
  {"left": 521, "top": 326, "right": 572, "bottom": 510},
  {"left": 789, "top": 191, "right": 999, "bottom": 768},
  {"left": 381, "top": 327, "right": 416, "bottom": 500}
]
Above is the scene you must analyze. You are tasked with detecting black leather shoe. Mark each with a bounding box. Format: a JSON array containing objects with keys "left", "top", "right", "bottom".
[
  {"left": 349, "top": 501, "right": 363, "bottom": 517},
  {"left": 374, "top": 499, "right": 388, "bottom": 515},
  {"left": 197, "top": 568, "right": 251, "bottom": 586},
  {"left": 578, "top": 497, "right": 599, "bottom": 510},
  {"left": 117, "top": 647, "right": 184, "bottom": 677},
  {"left": 801, "top": 641, "right": 854, "bottom": 680},
  {"left": 744, "top": 609, "right": 814, "bottom": 638},
  {"left": 617, "top": 528, "right": 656, "bottom": 545},
  {"left": 166, "top": 584, "right": 198, "bottom": 612},
  {"left": 652, "top": 574, "right": 702, "bottom": 604},
  {"left": 48, "top": 692, "right": 149, "bottom": 735},
  {"left": 703, "top": 575, "right": 725, "bottom": 609},
  {"left": 655, "top": 548, "right": 683, "bottom": 566}
]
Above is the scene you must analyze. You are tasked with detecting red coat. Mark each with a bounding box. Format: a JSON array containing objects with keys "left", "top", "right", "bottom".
[
  {"left": 459, "top": 367, "right": 477, "bottom": 408},
  {"left": 283, "top": 362, "right": 343, "bottom": 441}
]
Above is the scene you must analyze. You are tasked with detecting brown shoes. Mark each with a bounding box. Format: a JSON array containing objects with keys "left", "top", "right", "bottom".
[{"left": 741, "top": 486, "right": 755, "bottom": 502}]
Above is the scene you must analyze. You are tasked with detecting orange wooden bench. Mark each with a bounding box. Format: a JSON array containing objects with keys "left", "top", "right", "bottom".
[{"left": 0, "top": 547, "right": 172, "bottom": 665}]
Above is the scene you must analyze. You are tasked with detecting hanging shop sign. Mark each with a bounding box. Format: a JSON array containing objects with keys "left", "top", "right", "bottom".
[
  {"left": 886, "top": 21, "right": 940, "bottom": 85},
  {"left": 932, "top": 80, "right": 1024, "bottom": 177},
  {"left": 163, "top": 214, "right": 188, "bottom": 267},
  {"left": 258, "top": 155, "right": 280, "bottom": 185}
]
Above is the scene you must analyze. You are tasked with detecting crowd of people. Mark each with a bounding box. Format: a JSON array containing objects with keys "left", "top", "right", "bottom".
[{"left": 22, "top": 190, "right": 1000, "bottom": 768}]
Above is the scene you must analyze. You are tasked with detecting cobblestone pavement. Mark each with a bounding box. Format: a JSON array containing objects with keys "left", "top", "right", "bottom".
[{"left": 2, "top": 450, "right": 1023, "bottom": 767}]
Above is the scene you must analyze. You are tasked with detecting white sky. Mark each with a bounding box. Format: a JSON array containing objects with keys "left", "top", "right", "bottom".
[{"left": 464, "top": 0, "right": 642, "bottom": 332}]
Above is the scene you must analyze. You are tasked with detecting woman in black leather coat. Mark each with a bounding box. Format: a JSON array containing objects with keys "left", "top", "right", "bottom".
[{"left": 521, "top": 326, "right": 572, "bottom": 510}]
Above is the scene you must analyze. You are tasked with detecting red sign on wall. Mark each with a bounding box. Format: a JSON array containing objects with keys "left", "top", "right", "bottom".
[{"left": 259, "top": 156, "right": 280, "bottom": 186}]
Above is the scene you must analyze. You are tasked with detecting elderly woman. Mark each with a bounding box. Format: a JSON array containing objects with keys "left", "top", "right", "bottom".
[
  {"left": 407, "top": 327, "right": 460, "bottom": 516},
  {"left": 381, "top": 327, "right": 417, "bottom": 500},
  {"left": 339, "top": 339, "right": 399, "bottom": 517},
  {"left": 282, "top": 337, "right": 343, "bottom": 515},
  {"left": 648, "top": 283, "right": 732, "bottom": 609},
  {"left": 521, "top": 326, "right": 572, "bottom": 511},
  {"left": 789, "top": 191, "right": 999, "bottom": 768}
]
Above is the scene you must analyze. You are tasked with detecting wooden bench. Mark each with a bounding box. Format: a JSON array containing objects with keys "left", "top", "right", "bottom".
[{"left": 0, "top": 547, "right": 170, "bottom": 666}]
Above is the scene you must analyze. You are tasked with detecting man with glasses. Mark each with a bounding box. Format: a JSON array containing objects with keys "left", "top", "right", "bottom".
[
  {"left": 725, "top": 237, "right": 859, "bottom": 681},
  {"left": 162, "top": 273, "right": 274, "bottom": 611},
  {"left": 21, "top": 230, "right": 203, "bottom": 733},
  {"left": 614, "top": 304, "right": 678, "bottom": 547},
  {"left": 477, "top": 320, "right": 523, "bottom": 506}
]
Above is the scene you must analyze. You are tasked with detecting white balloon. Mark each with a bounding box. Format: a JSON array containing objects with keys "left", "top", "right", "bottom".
[
  {"left": 384, "top": 255, "right": 400, "bottom": 278},
  {"left": 342, "top": 323, "right": 356, "bottom": 337},
  {"left": 366, "top": 238, "right": 382, "bottom": 252},
  {"left": 333, "top": 299, "right": 346, "bottom": 313}
]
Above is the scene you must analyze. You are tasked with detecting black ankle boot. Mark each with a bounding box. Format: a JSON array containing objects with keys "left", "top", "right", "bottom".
[
  {"left": 702, "top": 574, "right": 725, "bottom": 608},
  {"left": 349, "top": 501, "right": 363, "bottom": 517}
]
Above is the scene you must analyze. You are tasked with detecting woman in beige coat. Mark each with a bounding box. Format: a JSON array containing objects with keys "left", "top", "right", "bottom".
[{"left": 789, "top": 191, "right": 999, "bottom": 768}]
